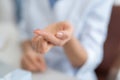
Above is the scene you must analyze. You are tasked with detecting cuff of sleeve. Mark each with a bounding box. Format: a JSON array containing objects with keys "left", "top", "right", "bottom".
[{"left": 75, "top": 45, "right": 103, "bottom": 78}]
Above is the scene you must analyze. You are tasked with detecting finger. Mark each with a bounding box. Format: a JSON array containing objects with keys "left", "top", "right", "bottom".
[
  {"left": 37, "top": 54, "right": 46, "bottom": 71},
  {"left": 31, "top": 55, "right": 46, "bottom": 72},
  {"left": 32, "top": 35, "right": 48, "bottom": 54},
  {"left": 26, "top": 53, "right": 41, "bottom": 71},
  {"left": 32, "top": 36, "right": 38, "bottom": 50},
  {"left": 32, "top": 29, "right": 41, "bottom": 48},
  {"left": 34, "top": 29, "right": 41, "bottom": 35},
  {"left": 55, "top": 22, "right": 73, "bottom": 40},
  {"left": 21, "top": 57, "right": 26, "bottom": 69},
  {"left": 38, "top": 38, "right": 48, "bottom": 54},
  {"left": 22, "top": 56, "right": 37, "bottom": 71},
  {"left": 34, "top": 36, "right": 42, "bottom": 52},
  {"left": 37, "top": 30, "right": 62, "bottom": 46},
  {"left": 36, "top": 36, "right": 42, "bottom": 53},
  {"left": 35, "top": 36, "right": 47, "bottom": 54},
  {"left": 37, "top": 39, "right": 41, "bottom": 53}
]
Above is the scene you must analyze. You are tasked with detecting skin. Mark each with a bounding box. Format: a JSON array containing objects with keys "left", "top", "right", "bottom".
[
  {"left": 22, "top": 22, "right": 87, "bottom": 71},
  {"left": 21, "top": 41, "right": 46, "bottom": 72},
  {"left": 32, "top": 21, "right": 87, "bottom": 68},
  {"left": 32, "top": 22, "right": 73, "bottom": 53}
]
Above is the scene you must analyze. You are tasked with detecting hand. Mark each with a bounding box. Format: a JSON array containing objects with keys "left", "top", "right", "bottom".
[
  {"left": 32, "top": 21, "right": 73, "bottom": 54},
  {"left": 21, "top": 47, "right": 46, "bottom": 72},
  {"left": 32, "top": 35, "right": 50, "bottom": 54},
  {"left": 32, "top": 22, "right": 64, "bottom": 53}
]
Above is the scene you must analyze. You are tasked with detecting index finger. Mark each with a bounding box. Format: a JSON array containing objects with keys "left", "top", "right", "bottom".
[{"left": 37, "top": 30, "right": 63, "bottom": 46}]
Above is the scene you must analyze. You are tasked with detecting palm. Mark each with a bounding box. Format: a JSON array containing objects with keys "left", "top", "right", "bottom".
[{"left": 33, "top": 22, "right": 73, "bottom": 54}]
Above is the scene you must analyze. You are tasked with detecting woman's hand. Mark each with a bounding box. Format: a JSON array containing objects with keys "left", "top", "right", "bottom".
[
  {"left": 32, "top": 22, "right": 87, "bottom": 68},
  {"left": 32, "top": 21, "right": 73, "bottom": 54},
  {"left": 21, "top": 46, "right": 46, "bottom": 72}
]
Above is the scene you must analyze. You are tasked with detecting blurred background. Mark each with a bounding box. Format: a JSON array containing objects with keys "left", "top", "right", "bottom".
[{"left": 0, "top": 0, "right": 120, "bottom": 80}]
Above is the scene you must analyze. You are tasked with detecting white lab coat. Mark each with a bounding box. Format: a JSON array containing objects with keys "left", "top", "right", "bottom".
[
  {"left": 0, "top": 0, "right": 15, "bottom": 49},
  {"left": 18, "top": 0, "right": 114, "bottom": 80}
]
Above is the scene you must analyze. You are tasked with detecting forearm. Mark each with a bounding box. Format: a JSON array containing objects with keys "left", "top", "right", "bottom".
[{"left": 63, "top": 36, "right": 87, "bottom": 68}]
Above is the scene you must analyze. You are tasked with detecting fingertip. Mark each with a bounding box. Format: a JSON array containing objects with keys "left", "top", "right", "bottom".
[{"left": 34, "top": 29, "right": 41, "bottom": 34}]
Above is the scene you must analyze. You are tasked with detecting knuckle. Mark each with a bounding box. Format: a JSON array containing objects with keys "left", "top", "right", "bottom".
[
  {"left": 62, "top": 21, "right": 73, "bottom": 31},
  {"left": 62, "top": 21, "right": 71, "bottom": 27}
]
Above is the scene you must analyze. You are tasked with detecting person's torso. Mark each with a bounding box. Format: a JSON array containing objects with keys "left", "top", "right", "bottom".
[
  {"left": 23, "top": 0, "right": 93, "bottom": 37},
  {"left": 22, "top": 0, "right": 97, "bottom": 78}
]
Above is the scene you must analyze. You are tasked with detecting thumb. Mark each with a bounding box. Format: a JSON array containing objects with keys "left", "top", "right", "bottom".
[{"left": 56, "top": 31, "right": 68, "bottom": 40}]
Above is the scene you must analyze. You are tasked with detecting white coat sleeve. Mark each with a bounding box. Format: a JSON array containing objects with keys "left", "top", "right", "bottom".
[{"left": 76, "top": 0, "right": 114, "bottom": 77}]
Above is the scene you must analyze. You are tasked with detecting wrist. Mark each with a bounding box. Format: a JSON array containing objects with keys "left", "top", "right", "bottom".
[{"left": 63, "top": 35, "right": 74, "bottom": 48}]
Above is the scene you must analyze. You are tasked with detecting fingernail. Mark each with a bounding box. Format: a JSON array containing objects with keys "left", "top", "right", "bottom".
[{"left": 57, "top": 32, "right": 63, "bottom": 38}]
